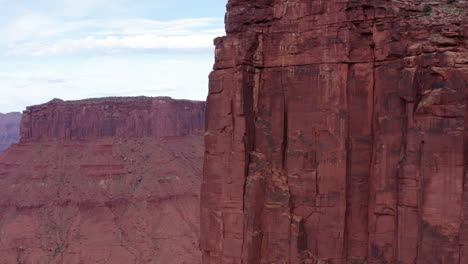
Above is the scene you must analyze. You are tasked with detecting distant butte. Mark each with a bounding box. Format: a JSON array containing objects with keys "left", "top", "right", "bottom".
[
  {"left": 0, "top": 112, "right": 21, "bottom": 154},
  {"left": 0, "top": 97, "right": 205, "bottom": 263},
  {"left": 21, "top": 96, "right": 205, "bottom": 141}
]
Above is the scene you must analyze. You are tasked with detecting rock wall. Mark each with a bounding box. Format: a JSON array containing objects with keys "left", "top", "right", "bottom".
[
  {"left": 0, "top": 97, "right": 205, "bottom": 263},
  {"left": 201, "top": 1, "right": 468, "bottom": 263},
  {"left": 0, "top": 112, "right": 21, "bottom": 154},
  {"left": 21, "top": 97, "right": 205, "bottom": 141}
]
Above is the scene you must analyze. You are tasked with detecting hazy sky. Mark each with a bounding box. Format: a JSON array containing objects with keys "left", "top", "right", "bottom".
[{"left": 0, "top": 0, "right": 226, "bottom": 113}]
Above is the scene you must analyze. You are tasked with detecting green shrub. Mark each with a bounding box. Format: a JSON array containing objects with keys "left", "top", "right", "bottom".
[{"left": 423, "top": 5, "right": 432, "bottom": 16}]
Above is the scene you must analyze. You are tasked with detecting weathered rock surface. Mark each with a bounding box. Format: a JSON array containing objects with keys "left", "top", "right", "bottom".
[
  {"left": 0, "top": 112, "right": 21, "bottom": 154},
  {"left": 201, "top": 1, "right": 468, "bottom": 263},
  {"left": 21, "top": 97, "right": 205, "bottom": 141},
  {"left": 0, "top": 97, "right": 205, "bottom": 263}
]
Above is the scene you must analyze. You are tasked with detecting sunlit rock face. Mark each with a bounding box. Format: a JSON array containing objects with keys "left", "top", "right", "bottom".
[
  {"left": 201, "top": 0, "right": 468, "bottom": 263},
  {"left": 0, "top": 97, "right": 205, "bottom": 264},
  {"left": 0, "top": 112, "right": 21, "bottom": 154}
]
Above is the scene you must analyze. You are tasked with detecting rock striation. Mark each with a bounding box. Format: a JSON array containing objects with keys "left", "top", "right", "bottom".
[
  {"left": 21, "top": 97, "right": 205, "bottom": 141},
  {"left": 0, "top": 112, "right": 21, "bottom": 154},
  {"left": 201, "top": 1, "right": 468, "bottom": 264},
  {"left": 0, "top": 97, "right": 205, "bottom": 263}
]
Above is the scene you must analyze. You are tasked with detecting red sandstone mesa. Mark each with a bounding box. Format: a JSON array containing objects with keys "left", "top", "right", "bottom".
[
  {"left": 0, "top": 97, "right": 205, "bottom": 263},
  {"left": 201, "top": 0, "right": 468, "bottom": 263},
  {"left": 0, "top": 112, "right": 21, "bottom": 154}
]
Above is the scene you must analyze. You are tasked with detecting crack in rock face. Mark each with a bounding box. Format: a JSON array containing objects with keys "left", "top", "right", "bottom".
[{"left": 201, "top": 0, "right": 468, "bottom": 263}]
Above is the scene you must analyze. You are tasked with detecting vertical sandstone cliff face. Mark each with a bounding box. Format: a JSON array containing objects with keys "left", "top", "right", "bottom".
[
  {"left": 0, "top": 97, "right": 205, "bottom": 263},
  {"left": 0, "top": 112, "right": 21, "bottom": 154},
  {"left": 20, "top": 97, "right": 205, "bottom": 141},
  {"left": 201, "top": 1, "right": 468, "bottom": 263}
]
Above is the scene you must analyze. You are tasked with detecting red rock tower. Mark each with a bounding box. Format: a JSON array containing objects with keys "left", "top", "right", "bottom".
[
  {"left": 0, "top": 97, "right": 205, "bottom": 263},
  {"left": 201, "top": 1, "right": 468, "bottom": 263}
]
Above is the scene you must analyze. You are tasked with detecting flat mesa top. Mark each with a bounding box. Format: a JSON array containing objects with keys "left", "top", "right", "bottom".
[
  {"left": 26, "top": 96, "right": 205, "bottom": 109},
  {"left": 0, "top": 112, "right": 22, "bottom": 116}
]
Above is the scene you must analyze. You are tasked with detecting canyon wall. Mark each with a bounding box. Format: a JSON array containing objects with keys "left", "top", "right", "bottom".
[
  {"left": 201, "top": 1, "right": 468, "bottom": 264},
  {"left": 0, "top": 112, "right": 21, "bottom": 154},
  {"left": 0, "top": 97, "right": 205, "bottom": 263},
  {"left": 21, "top": 97, "right": 205, "bottom": 141}
]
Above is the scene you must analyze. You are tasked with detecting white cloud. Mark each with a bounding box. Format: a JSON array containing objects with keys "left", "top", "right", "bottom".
[
  {"left": 3, "top": 17, "right": 223, "bottom": 56},
  {"left": 0, "top": 57, "right": 212, "bottom": 112},
  {"left": 58, "top": 0, "right": 116, "bottom": 18},
  {"left": 100, "top": 18, "right": 223, "bottom": 35},
  {"left": 0, "top": 1, "right": 224, "bottom": 112},
  {"left": 1, "top": 13, "right": 58, "bottom": 42},
  {"left": 8, "top": 32, "right": 219, "bottom": 56}
]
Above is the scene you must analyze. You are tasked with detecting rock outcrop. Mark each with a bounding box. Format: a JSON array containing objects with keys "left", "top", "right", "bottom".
[
  {"left": 0, "top": 97, "right": 205, "bottom": 263},
  {"left": 201, "top": 1, "right": 468, "bottom": 264},
  {"left": 0, "top": 112, "right": 21, "bottom": 154},
  {"left": 20, "top": 97, "right": 205, "bottom": 141}
]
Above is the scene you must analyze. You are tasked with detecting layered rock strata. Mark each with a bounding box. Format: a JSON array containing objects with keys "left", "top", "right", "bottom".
[
  {"left": 201, "top": 1, "right": 468, "bottom": 263},
  {"left": 0, "top": 112, "right": 21, "bottom": 154},
  {"left": 0, "top": 97, "right": 205, "bottom": 263}
]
